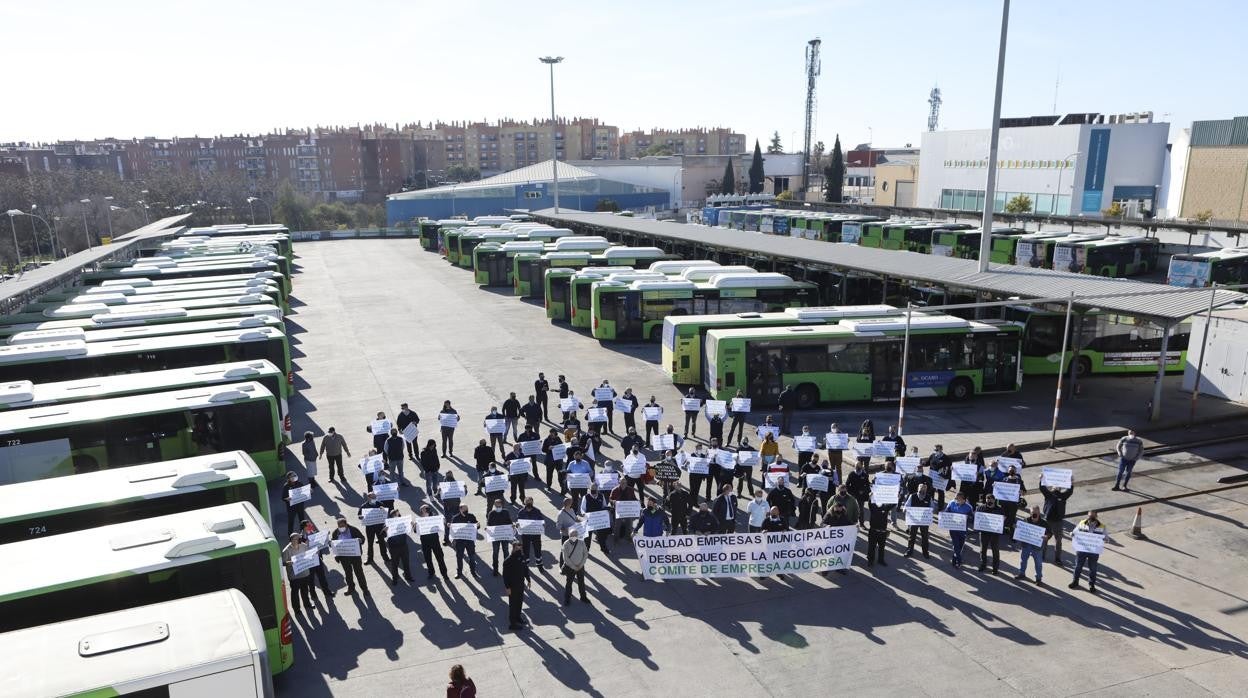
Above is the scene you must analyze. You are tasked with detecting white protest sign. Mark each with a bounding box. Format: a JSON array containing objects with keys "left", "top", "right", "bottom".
[
  {"left": 385, "top": 516, "right": 412, "bottom": 538},
  {"left": 484, "top": 474, "right": 508, "bottom": 493},
  {"left": 634, "top": 527, "right": 857, "bottom": 580},
  {"left": 794, "top": 435, "right": 816, "bottom": 452},
  {"left": 1073, "top": 531, "right": 1105, "bottom": 555},
  {"left": 585, "top": 510, "right": 612, "bottom": 531},
  {"left": 550, "top": 443, "right": 568, "bottom": 461},
  {"left": 415, "top": 515, "right": 445, "bottom": 535},
  {"left": 642, "top": 406, "right": 663, "bottom": 421},
  {"left": 874, "top": 441, "right": 897, "bottom": 458},
  {"left": 402, "top": 422, "right": 419, "bottom": 443},
  {"left": 520, "top": 439, "right": 543, "bottom": 456},
  {"left": 438, "top": 413, "right": 459, "bottom": 429},
  {"left": 373, "top": 482, "right": 399, "bottom": 502},
  {"left": 730, "top": 397, "right": 751, "bottom": 413},
  {"left": 593, "top": 387, "right": 614, "bottom": 401},
  {"left": 952, "top": 462, "right": 979, "bottom": 482},
  {"left": 485, "top": 418, "right": 506, "bottom": 434},
  {"left": 706, "top": 400, "right": 727, "bottom": 417},
  {"left": 765, "top": 472, "right": 790, "bottom": 488},
  {"left": 487, "top": 524, "right": 516, "bottom": 543},
  {"left": 807, "top": 474, "right": 830, "bottom": 492},
  {"left": 715, "top": 450, "right": 736, "bottom": 468},
  {"left": 930, "top": 471, "right": 950, "bottom": 491},
  {"left": 687, "top": 457, "right": 710, "bottom": 475},
  {"left": 560, "top": 397, "right": 579, "bottom": 412},
  {"left": 360, "top": 507, "right": 388, "bottom": 526},
  {"left": 737, "top": 450, "right": 760, "bottom": 466},
  {"left": 450, "top": 522, "right": 478, "bottom": 542},
  {"left": 992, "top": 482, "right": 1021, "bottom": 503},
  {"left": 997, "top": 456, "right": 1023, "bottom": 472},
  {"left": 872, "top": 483, "right": 900, "bottom": 506},
  {"left": 586, "top": 407, "right": 607, "bottom": 423},
  {"left": 509, "top": 459, "right": 532, "bottom": 477},
  {"left": 614, "top": 397, "right": 633, "bottom": 413},
  {"left": 824, "top": 432, "right": 849, "bottom": 450},
  {"left": 851, "top": 442, "right": 875, "bottom": 459},
  {"left": 291, "top": 550, "right": 320, "bottom": 576},
  {"left": 566, "top": 472, "right": 592, "bottom": 489},
  {"left": 371, "top": 419, "right": 391, "bottom": 436},
  {"left": 615, "top": 499, "right": 641, "bottom": 519},
  {"left": 623, "top": 456, "right": 648, "bottom": 478},
  {"left": 359, "top": 454, "right": 384, "bottom": 474},
  {"left": 1014, "top": 521, "right": 1047, "bottom": 547},
  {"left": 974, "top": 512, "right": 1005, "bottom": 534},
  {"left": 518, "top": 518, "right": 545, "bottom": 536},
  {"left": 757, "top": 425, "right": 780, "bottom": 440},
  {"left": 874, "top": 473, "right": 902, "bottom": 487},
  {"left": 896, "top": 456, "right": 921, "bottom": 474},
  {"left": 306, "top": 530, "right": 329, "bottom": 550},
  {"left": 595, "top": 472, "right": 620, "bottom": 490},
  {"left": 1042, "top": 467, "right": 1073, "bottom": 489},
  {"left": 905, "top": 506, "right": 934, "bottom": 527},
  {"left": 288, "top": 484, "right": 311, "bottom": 505},
  {"left": 938, "top": 511, "right": 967, "bottom": 531},
  {"left": 330, "top": 538, "right": 362, "bottom": 557},
  {"left": 651, "top": 433, "right": 675, "bottom": 450},
  {"left": 682, "top": 397, "right": 701, "bottom": 411},
  {"left": 439, "top": 480, "right": 467, "bottom": 500}
]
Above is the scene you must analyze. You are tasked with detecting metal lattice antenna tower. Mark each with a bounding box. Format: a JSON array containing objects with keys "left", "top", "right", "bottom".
[
  {"left": 802, "top": 38, "right": 821, "bottom": 194},
  {"left": 927, "top": 86, "right": 942, "bottom": 132}
]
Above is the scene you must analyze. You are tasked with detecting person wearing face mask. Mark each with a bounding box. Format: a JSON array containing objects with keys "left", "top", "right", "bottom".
[
  {"left": 747, "top": 489, "right": 769, "bottom": 532},
  {"left": 767, "top": 478, "right": 797, "bottom": 526},
  {"left": 580, "top": 483, "right": 612, "bottom": 554},
  {"left": 735, "top": 438, "right": 758, "bottom": 496},
  {"left": 487, "top": 499, "right": 515, "bottom": 576},
  {"left": 711, "top": 484, "right": 739, "bottom": 533},
  {"left": 1069, "top": 511, "right": 1105, "bottom": 593},
  {"left": 1015, "top": 506, "right": 1048, "bottom": 585},
  {"left": 282, "top": 471, "right": 309, "bottom": 537},
  {"left": 299, "top": 520, "right": 333, "bottom": 600},
  {"left": 358, "top": 490, "right": 393, "bottom": 566},
  {"left": 439, "top": 400, "right": 459, "bottom": 457},
  {"left": 396, "top": 403, "right": 420, "bottom": 461},
  {"left": 824, "top": 423, "right": 844, "bottom": 485},
  {"left": 502, "top": 541, "right": 531, "bottom": 631},
  {"left": 796, "top": 487, "right": 823, "bottom": 530},
  {"left": 686, "top": 442, "right": 712, "bottom": 504},
  {"left": 762, "top": 506, "right": 789, "bottom": 533},
  {"left": 976, "top": 494, "right": 1004, "bottom": 575},
  {"left": 635, "top": 496, "right": 667, "bottom": 538},
  {"left": 565, "top": 449, "right": 594, "bottom": 509},
  {"left": 928, "top": 444, "right": 951, "bottom": 509},
  {"left": 555, "top": 497, "right": 580, "bottom": 543},
  {"left": 619, "top": 387, "right": 640, "bottom": 435},
  {"left": 319, "top": 426, "right": 352, "bottom": 485},
  {"left": 726, "top": 389, "right": 749, "bottom": 445},
  {"left": 330, "top": 515, "right": 368, "bottom": 596},
  {"left": 666, "top": 481, "right": 693, "bottom": 535},
  {"left": 385, "top": 507, "right": 415, "bottom": 586},
  {"left": 282, "top": 532, "right": 317, "bottom": 614},
  {"left": 561, "top": 526, "right": 591, "bottom": 606},
  {"left": 416, "top": 503, "right": 450, "bottom": 585},
  {"left": 830, "top": 485, "right": 860, "bottom": 529},
  {"left": 689, "top": 501, "right": 719, "bottom": 535},
  {"left": 517, "top": 497, "right": 544, "bottom": 567},
  {"left": 485, "top": 406, "right": 507, "bottom": 459},
  {"left": 904, "top": 484, "right": 934, "bottom": 559},
  {"left": 945, "top": 492, "right": 974, "bottom": 568},
  {"left": 999, "top": 465, "right": 1027, "bottom": 544},
  {"left": 846, "top": 461, "right": 870, "bottom": 526},
  {"left": 451, "top": 504, "right": 480, "bottom": 580}
]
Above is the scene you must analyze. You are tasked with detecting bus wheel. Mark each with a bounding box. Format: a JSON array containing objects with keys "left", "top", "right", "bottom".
[
  {"left": 649, "top": 326, "right": 662, "bottom": 341},
  {"left": 948, "top": 378, "right": 973, "bottom": 401},
  {"left": 795, "top": 384, "right": 819, "bottom": 409},
  {"left": 1075, "top": 356, "right": 1092, "bottom": 377}
]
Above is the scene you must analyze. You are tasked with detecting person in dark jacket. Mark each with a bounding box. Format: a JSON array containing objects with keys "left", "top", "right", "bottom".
[
  {"left": 396, "top": 403, "right": 420, "bottom": 460},
  {"left": 486, "top": 499, "right": 514, "bottom": 575},
  {"left": 726, "top": 390, "right": 748, "bottom": 445},
  {"left": 881, "top": 425, "right": 905, "bottom": 465},
  {"left": 689, "top": 501, "right": 720, "bottom": 534},
  {"left": 502, "top": 541, "right": 531, "bottom": 630},
  {"left": 298, "top": 520, "right": 333, "bottom": 599},
  {"left": 319, "top": 427, "right": 352, "bottom": 484},
  {"left": 299, "top": 431, "right": 321, "bottom": 489},
  {"left": 535, "top": 372, "right": 551, "bottom": 421},
  {"left": 767, "top": 482, "right": 797, "bottom": 525},
  {"left": 580, "top": 483, "right": 612, "bottom": 554},
  {"left": 541, "top": 429, "right": 567, "bottom": 492},
  {"left": 521, "top": 395, "right": 543, "bottom": 434},
  {"left": 707, "top": 411, "right": 725, "bottom": 446},
  {"left": 358, "top": 490, "right": 393, "bottom": 565},
  {"left": 439, "top": 472, "right": 461, "bottom": 545},
  {"left": 450, "top": 504, "right": 480, "bottom": 580},
  {"left": 643, "top": 395, "right": 663, "bottom": 443},
  {"left": 619, "top": 387, "right": 639, "bottom": 434},
  {"left": 927, "top": 444, "right": 951, "bottom": 508},
  {"left": 904, "top": 484, "right": 933, "bottom": 559},
  {"left": 681, "top": 387, "right": 701, "bottom": 438},
  {"left": 777, "top": 385, "right": 796, "bottom": 436},
  {"left": 593, "top": 380, "right": 618, "bottom": 434},
  {"left": 711, "top": 484, "right": 738, "bottom": 533},
  {"left": 472, "top": 439, "right": 494, "bottom": 495},
  {"left": 504, "top": 442, "right": 529, "bottom": 504},
  {"left": 619, "top": 428, "right": 645, "bottom": 457},
  {"left": 796, "top": 488, "right": 823, "bottom": 530},
  {"left": 976, "top": 495, "right": 1004, "bottom": 574},
  {"left": 484, "top": 406, "right": 507, "bottom": 459},
  {"left": 854, "top": 424, "right": 874, "bottom": 469},
  {"left": 845, "top": 462, "right": 870, "bottom": 525},
  {"left": 502, "top": 392, "right": 522, "bottom": 440},
  {"left": 517, "top": 497, "right": 544, "bottom": 567},
  {"left": 385, "top": 507, "right": 414, "bottom": 586},
  {"left": 666, "top": 482, "right": 693, "bottom": 535},
  {"left": 998, "top": 466, "right": 1027, "bottom": 542},
  {"left": 761, "top": 506, "right": 790, "bottom": 532},
  {"left": 516, "top": 424, "right": 541, "bottom": 478},
  {"left": 419, "top": 438, "right": 440, "bottom": 498},
  {"left": 282, "top": 471, "right": 308, "bottom": 537},
  {"left": 439, "top": 401, "right": 458, "bottom": 457},
  {"left": 866, "top": 501, "right": 892, "bottom": 567},
  {"left": 384, "top": 428, "right": 407, "bottom": 486},
  {"left": 1041, "top": 481, "right": 1074, "bottom": 565},
  {"left": 330, "top": 515, "right": 368, "bottom": 595},
  {"left": 416, "top": 504, "right": 450, "bottom": 584}
]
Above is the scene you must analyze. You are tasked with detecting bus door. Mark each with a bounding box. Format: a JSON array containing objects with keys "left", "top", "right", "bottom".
[
  {"left": 869, "top": 341, "right": 903, "bottom": 399},
  {"left": 745, "top": 346, "right": 784, "bottom": 404},
  {"left": 977, "top": 334, "right": 1019, "bottom": 392},
  {"left": 487, "top": 254, "right": 510, "bottom": 285},
  {"left": 614, "top": 293, "right": 643, "bottom": 340}
]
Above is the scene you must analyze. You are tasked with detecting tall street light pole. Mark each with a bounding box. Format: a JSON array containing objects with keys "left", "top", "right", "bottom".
[
  {"left": 977, "top": 0, "right": 1011, "bottom": 272},
  {"left": 6, "top": 210, "right": 23, "bottom": 267},
  {"left": 1053, "top": 151, "right": 1081, "bottom": 215},
  {"left": 79, "top": 198, "right": 93, "bottom": 250},
  {"left": 539, "top": 56, "right": 564, "bottom": 214}
]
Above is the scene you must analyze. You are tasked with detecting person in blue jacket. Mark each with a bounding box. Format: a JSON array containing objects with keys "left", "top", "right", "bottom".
[{"left": 944, "top": 491, "right": 975, "bottom": 568}]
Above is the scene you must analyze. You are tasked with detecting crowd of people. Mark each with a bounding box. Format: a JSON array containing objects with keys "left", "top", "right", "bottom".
[{"left": 281, "top": 372, "right": 1110, "bottom": 630}]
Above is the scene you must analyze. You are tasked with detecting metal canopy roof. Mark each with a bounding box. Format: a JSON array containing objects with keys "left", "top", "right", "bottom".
[{"left": 531, "top": 210, "right": 1244, "bottom": 323}]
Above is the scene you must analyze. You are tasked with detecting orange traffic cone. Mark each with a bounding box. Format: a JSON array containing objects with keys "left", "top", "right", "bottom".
[{"left": 1130, "top": 506, "right": 1145, "bottom": 539}]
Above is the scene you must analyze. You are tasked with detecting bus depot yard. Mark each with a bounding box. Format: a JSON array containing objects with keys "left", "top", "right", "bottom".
[{"left": 2, "top": 216, "right": 1248, "bottom": 696}]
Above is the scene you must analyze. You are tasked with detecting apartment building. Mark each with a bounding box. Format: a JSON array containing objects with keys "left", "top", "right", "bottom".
[{"left": 618, "top": 127, "right": 746, "bottom": 158}]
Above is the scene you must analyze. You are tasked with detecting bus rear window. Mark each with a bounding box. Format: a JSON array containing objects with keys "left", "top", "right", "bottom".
[{"left": 575, "top": 284, "right": 592, "bottom": 308}]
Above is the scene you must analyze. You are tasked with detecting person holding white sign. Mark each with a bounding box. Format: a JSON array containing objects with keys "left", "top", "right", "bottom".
[
  {"left": 846, "top": 461, "right": 870, "bottom": 526},
  {"left": 1040, "top": 480, "right": 1074, "bottom": 565},
  {"left": 450, "top": 504, "right": 480, "bottom": 580},
  {"left": 944, "top": 492, "right": 975, "bottom": 567},
  {"left": 1014, "top": 506, "right": 1049, "bottom": 585},
  {"left": 642, "top": 395, "right": 663, "bottom": 442},
  {"left": 366, "top": 411, "right": 389, "bottom": 453},
  {"left": 824, "top": 423, "right": 845, "bottom": 484},
  {"left": 997, "top": 465, "right": 1026, "bottom": 542},
  {"left": 726, "top": 390, "right": 750, "bottom": 445},
  {"left": 486, "top": 499, "right": 515, "bottom": 576},
  {"left": 297, "top": 521, "right": 333, "bottom": 599},
  {"left": 975, "top": 495, "right": 1005, "bottom": 575},
  {"left": 854, "top": 423, "right": 875, "bottom": 469},
  {"left": 610, "top": 479, "right": 641, "bottom": 539},
  {"left": 281, "top": 532, "right": 317, "bottom": 613},
  {"left": 501, "top": 392, "right": 522, "bottom": 440},
  {"left": 560, "top": 390, "right": 583, "bottom": 423},
  {"left": 385, "top": 508, "right": 415, "bottom": 586},
  {"left": 282, "top": 471, "right": 310, "bottom": 537},
  {"left": 438, "top": 401, "right": 459, "bottom": 457},
  {"left": 484, "top": 406, "right": 507, "bottom": 459},
  {"left": 566, "top": 449, "right": 594, "bottom": 508},
  {"left": 415, "top": 504, "right": 450, "bottom": 584},
  {"left": 681, "top": 387, "right": 702, "bottom": 437},
  {"left": 330, "top": 515, "right": 369, "bottom": 596},
  {"left": 516, "top": 498, "right": 544, "bottom": 567},
  {"left": 580, "top": 483, "right": 613, "bottom": 554},
  {"left": 904, "top": 484, "right": 934, "bottom": 559},
  {"left": 358, "top": 490, "right": 393, "bottom": 565},
  {"left": 706, "top": 409, "right": 725, "bottom": 447},
  {"left": 1069, "top": 511, "right": 1105, "bottom": 592},
  {"left": 618, "top": 387, "right": 640, "bottom": 434},
  {"left": 397, "top": 403, "right": 420, "bottom": 461},
  {"left": 542, "top": 428, "right": 568, "bottom": 493},
  {"left": 384, "top": 428, "right": 407, "bottom": 487},
  {"left": 593, "top": 380, "right": 618, "bottom": 433},
  {"left": 735, "top": 439, "right": 759, "bottom": 496}
]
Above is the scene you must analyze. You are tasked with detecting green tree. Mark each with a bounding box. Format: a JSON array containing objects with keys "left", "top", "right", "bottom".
[
  {"left": 444, "top": 165, "right": 480, "bottom": 183},
  {"left": 1194, "top": 209, "right": 1213, "bottom": 223},
  {"left": 1005, "top": 194, "right": 1033, "bottom": 214},
  {"left": 824, "top": 135, "right": 845, "bottom": 203},
  {"left": 272, "top": 182, "right": 313, "bottom": 231},
  {"left": 720, "top": 160, "right": 736, "bottom": 195},
  {"left": 767, "top": 131, "right": 784, "bottom": 154},
  {"left": 776, "top": 190, "right": 794, "bottom": 201},
  {"left": 640, "top": 143, "right": 674, "bottom": 157},
  {"left": 748, "top": 140, "right": 765, "bottom": 194},
  {"left": 1103, "top": 201, "right": 1125, "bottom": 218}
]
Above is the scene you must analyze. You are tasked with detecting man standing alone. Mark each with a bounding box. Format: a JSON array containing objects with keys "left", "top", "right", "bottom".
[
  {"left": 1113, "top": 429, "right": 1143, "bottom": 491},
  {"left": 503, "top": 541, "right": 531, "bottom": 630}
]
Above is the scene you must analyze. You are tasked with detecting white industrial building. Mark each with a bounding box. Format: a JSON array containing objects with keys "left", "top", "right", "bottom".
[
  {"left": 917, "top": 112, "right": 1168, "bottom": 217},
  {"left": 1183, "top": 306, "right": 1248, "bottom": 404}
]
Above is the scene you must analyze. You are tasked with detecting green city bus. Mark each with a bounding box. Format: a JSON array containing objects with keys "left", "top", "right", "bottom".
[
  {"left": 455, "top": 230, "right": 515, "bottom": 269},
  {"left": 0, "top": 359, "right": 291, "bottom": 440},
  {"left": 704, "top": 315, "right": 1023, "bottom": 407},
  {"left": 9, "top": 315, "right": 282, "bottom": 346},
  {"left": 0, "top": 294, "right": 280, "bottom": 326},
  {"left": 571, "top": 270, "right": 667, "bottom": 327},
  {"left": 37, "top": 276, "right": 282, "bottom": 304},
  {"left": 1052, "top": 236, "right": 1160, "bottom": 277},
  {"left": 1012, "top": 233, "right": 1105, "bottom": 268},
  {"left": 144, "top": 253, "right": 292, "bottom": 290},
  {"left": 503, "top": 237, "right": 615, "bottom": 290},
  {"left": 859, "top": 219, "right": 927, "bottom": 248},
  {"left": 592, "top": 273, "right": 819, "bottom": 341},
  {"left": 0, "top": 450, "right": 271, "bottom": 544},
  {"left": 882, "top": 223, "right": 972, "bottom": 252},
  {"left": 81, "top": 260, "right": 283, "bottom": 286},
  {"left": 661, "top": 305, "right": 907, "bottom": 384},
  {"left": 94, "top": 270, "right": 288, "bottom": 301},
  {"left": 1167, "top": 247, "right": 1248, "bottom": 287},
  {"left": 473, "top": 240, "right": 548, "bottom": 285},
  {"left": 0, "top": 380, "right": 283, "bottom": 483},
  {"left": 545, "top": 255, "right": 692, "bottom": 320},
  {"left": 980, "top": 229, "right": 1055, "bottom": 263},
  {"left": 0, "top": 303, "right": 282, "bottom": 341},
  {"left": 0, "top": 501, "right": 295, "bottom": 674},
  {"left": 514, "top": 251, "right": 594, "bottom": 298},
  {"left": 184, "top": 224, "right": 293, "bottom": 257},
  {"left": 0, "top": 326, "right": 293, "bottom": 394},
  {"left": 24, "top": 283, "right": 284, "bottom": 315},
  {"left": 1002, "top": 305, "right": 1189, "bottom": 376}
]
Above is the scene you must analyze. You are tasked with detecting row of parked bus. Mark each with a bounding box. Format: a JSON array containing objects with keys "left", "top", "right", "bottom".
[{"left": 0, "top": 224, "right": 297, "bottom": 696}]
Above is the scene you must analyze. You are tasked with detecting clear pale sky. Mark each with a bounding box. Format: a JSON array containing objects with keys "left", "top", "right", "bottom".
[{"left": 4, "top": 0, "right": 1245, "bottom": 151}]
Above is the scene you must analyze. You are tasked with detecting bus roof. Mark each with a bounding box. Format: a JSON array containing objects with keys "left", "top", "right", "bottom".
[
  {"left": 0, "top": 451, "right": 263, "bottom": 522},
  {"left": 552, "top": 237, "right": 610, "bottom": 251},
  {"left": 82, "top": 277, "right": 276, "bottom": 296},
  {"left": 0, "top": 501, "right": 273, "bottom": 599},
  {"left": 100, "top": 271, "right": 282, "bottom": 287},
  {"left": 840, "top": 315, "right": 972, "bottom": 332},
  {"left": 1173, "top": 247, "right": 1248, "bottom": 261},
  {"left": 1, "top": 590, "right": 267, "bottom": 698},
  {"left": 708, "top": 272, "right": 803, "bottom": 288},
  {"left": 186, "top": 224, "right": 289, "bottom": 235},
  {"left": 602, "top": 246, "right": 667, "bottom": 259},
  {"left": 0, "top": 326, "right": 286, "bottom": 366},
  {"left": 64, "top": 282, "right": 280, "bottom": 306},
  {"left": 630, "top": 279, "right": 697, "bottom": 291},
  {"left": 0, "top": 359, "right": 282, "bottom": 409},
  {"left": 1060, "top": 235, "right": 1154, "bottom": 248},
  {"left": 680, "top": 265, "right": 757, "bottom": 281},
  {"left": 647, "top": 260, "right": 718, "bottom": 274},
  {"left": 0, "top": 305, "right": 282, "bottom": 336},
  {"left": 497, "top": 241, "right": 546, "bottom": 253},
  {"left": 707, "top": 315, "right": 1001, "bottom": 341},
  {"left": 541, "top": 251, "right": 593, "bottom": 261},
  {"left": 33, "top": 295, "right": 274, "bottom": 320},
  {"left": 9, "top": 315, "right": 281, "bottom": 345},
  {"left": 784, "top": 305, "right": 900, "bottom": 320},
  {"left": 101, "top": 261, "right": 280, "bottom": 278}
]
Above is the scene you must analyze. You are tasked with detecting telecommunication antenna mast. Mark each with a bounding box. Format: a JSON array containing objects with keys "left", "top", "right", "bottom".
[
  {"left": 802, "top": 38, "right": 821, "bottom": 194},
  {"left": 927, "top": 86, "right": 942, "bottom": 132}
]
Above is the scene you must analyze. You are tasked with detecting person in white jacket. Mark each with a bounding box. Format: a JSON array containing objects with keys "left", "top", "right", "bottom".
[{"left": 747, "top": 490, "right": 770, "bottom": 532}]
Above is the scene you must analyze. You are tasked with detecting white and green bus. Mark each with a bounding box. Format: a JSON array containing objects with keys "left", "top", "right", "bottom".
[
  {"left": 0, "top": 589, "right": 275, "bottom": 697},
  {"left": 0, "top": 303, "right": 282, "bottom": 341},
  {"left": 1167, "top": 247, "right": 1248, "bottom": 288},
  {"left": 81, "top": 260, "right": 283, "bottom": 287},
  {"left": 24, "top": 284, "right": 284, "bottom": 314},
  {"left": 0, "top": 359, "right": 291, "bottom": 440},
  {"left": 0, "top": 450, "right": 271, "bottom": 544},
  {"left": 8, "top": 315, "right": 283, "bottom": 347},
  {"left": 0, "top": 294, "right": 280, "bottom": 326},
  {"left": 38, "top": 276, "right": 282, "bottom": 303},
  {"left": 704, "top": 315, "right": 1023, "bottom": 407},
  {"left": 0, "top": 326, "right": 293, "bottom": 393},
  {"left": 0, "top": 380, "right": 284, "bottom": 483},
  {"left": 0, "top": 502, "right": 294, "bottom": 674}
]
